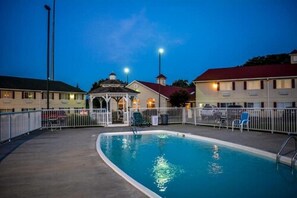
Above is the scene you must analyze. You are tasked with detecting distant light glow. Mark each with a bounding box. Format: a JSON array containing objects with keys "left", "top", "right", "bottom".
[
  {"left": 212, "top": 83, "right": 218, "bottom": 89},
  {"left": 124, "top": 67, "right": 129, "bottom": 74},
  {"left": 158, "top": 48, "right": 164, "bottom": 54}
]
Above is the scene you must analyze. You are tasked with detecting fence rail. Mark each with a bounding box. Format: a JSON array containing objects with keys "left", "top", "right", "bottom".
[
  {"left": 1, "top": 107, "right": 296, "bottom": 143},
  {"left": 0, "top": 111, "right": 41, "bottom": 142},
  {"left": 184, "top": 107, "right": 297, "bottom": 134}
]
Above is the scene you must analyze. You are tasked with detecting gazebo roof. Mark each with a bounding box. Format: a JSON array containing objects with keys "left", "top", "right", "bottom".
[
  {"left": 89, "top": 86, "right": 139, "bottom": 94},
  {"left": 89, "top": 72, "right": 139, "bottom": 98},
  {"left": 100, "top": 79, "right": 124, "bottom": 87}
]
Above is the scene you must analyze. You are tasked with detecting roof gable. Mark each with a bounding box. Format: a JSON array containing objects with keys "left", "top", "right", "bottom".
[
  {"left": 194, "top": 64, "right": 297, "bottom": 81},
  {"left": 136, "top": 80, "right": 193, "bottom": 98}
]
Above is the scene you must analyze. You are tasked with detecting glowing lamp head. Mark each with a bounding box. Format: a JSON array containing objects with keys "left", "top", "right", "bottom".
[
  {"left": 124, "top": 67, "right": 130, "bottom": 74},
  {"left": 158, "top": 48, "right": 164, "bottom": 54}
]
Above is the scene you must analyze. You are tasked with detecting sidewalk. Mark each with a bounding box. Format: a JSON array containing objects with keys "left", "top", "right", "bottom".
[{"left": 0, "top": 125, "right": 292, "bottom": 198}]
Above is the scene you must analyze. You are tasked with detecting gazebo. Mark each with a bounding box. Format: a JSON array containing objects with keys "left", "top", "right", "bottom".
[{"left": 89, "top": 73, "right": 139, "bottom": 126}]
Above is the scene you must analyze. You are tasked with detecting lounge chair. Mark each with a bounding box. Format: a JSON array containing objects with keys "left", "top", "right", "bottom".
[
  {"left": 132, "top": 112, "right": 151, "bottom": 127},
  {"left": 232, "top": 111, "right": 249, "bottom": 132}
]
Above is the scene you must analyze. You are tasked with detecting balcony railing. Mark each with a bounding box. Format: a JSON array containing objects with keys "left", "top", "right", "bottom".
[{"left": 1, "top": 107, "right": 296, "bottom": 143}]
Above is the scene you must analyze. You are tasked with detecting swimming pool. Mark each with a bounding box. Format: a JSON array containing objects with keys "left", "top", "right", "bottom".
[{"left": 97, "top": 130, "right": 297, "bottom": 198}]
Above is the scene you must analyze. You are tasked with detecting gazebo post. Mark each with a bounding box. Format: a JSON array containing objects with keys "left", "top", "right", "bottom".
[
  {"left": 103, "top": 94, "right": 111, "bottom": 126},
  {"left": 89, "top": 96, "right": 94, "bottom": 113},
  {"left": 125, "top": 93, "right": 129, "bottom": 125},
  {"left": 99, "top": 98, "right": 103, "bottom": 109}
]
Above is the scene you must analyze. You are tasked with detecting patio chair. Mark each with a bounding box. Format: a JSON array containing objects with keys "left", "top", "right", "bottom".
[
  {"left": 132, "top": 112, "right": 151, "bottom": 127},
  {"left": 232, "top": 111, "right": 249, "bottom": 132}
]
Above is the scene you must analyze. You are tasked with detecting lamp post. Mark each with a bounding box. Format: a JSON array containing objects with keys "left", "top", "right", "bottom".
[
  {"left": 52, "top": 0, "right": 56, "bottom": 80},
  {"left": 158, "top": 48, "right": 164, "bottom": 109},
  {"left": 124, "top": 67, "right": 129, "bottom": 84},
  {"left": 44, "top": 4, "right": 51, "bottom": 109}
]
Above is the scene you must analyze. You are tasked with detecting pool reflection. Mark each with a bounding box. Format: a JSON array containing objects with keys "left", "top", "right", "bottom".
[
  {"left": 152, "top": 155, "right": 184, "bottom": 192},
  {"left": 208, "top": 144, "right": 223, "bottom": 175}
]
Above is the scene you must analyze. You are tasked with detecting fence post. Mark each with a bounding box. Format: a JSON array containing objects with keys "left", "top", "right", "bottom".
[
  {"left": 271, "top": 109, "right": 274, "bottom": 134},
  {"left": 193, "top": 108, "right": 197, "bottom": 126},
  {"left": 27, "top": 112, "right": 30, "bottom": 134},
  {"left": 9, "top": 114, "right": 12, "bottom": 142},
  {"left": 182, "top": 108, "right": 185, "bottom": 124}
]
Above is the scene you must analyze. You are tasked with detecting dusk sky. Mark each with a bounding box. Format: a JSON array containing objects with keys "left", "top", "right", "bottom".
[{"left": 1, "top": 0, "right": 297, "bottom": 91}]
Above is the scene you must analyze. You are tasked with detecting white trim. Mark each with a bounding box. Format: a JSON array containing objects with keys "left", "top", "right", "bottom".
[{"left": 194, "top": 76, "right": 297, "bottom": 83}]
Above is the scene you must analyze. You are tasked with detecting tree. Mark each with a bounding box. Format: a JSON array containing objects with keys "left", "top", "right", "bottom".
[
  {"left": 169, "top": 90, "right": 190, "bottom": 107},
  {"left": 90, "top": 78, "right": 108, "bottom": 91},
  {"left": 172, "top": 79, "right": 194, "bottom": 88},
  {"left": 243, "top": 53, "right": 290, "bottom": 66}
]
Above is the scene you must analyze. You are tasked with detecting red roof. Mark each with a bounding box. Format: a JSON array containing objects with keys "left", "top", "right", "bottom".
[
  {"left": 194, "top": 64, "right": 297, "bottom": 81},
  {"left": 137, "top": 81, "right": 194, "bottom": 98}
]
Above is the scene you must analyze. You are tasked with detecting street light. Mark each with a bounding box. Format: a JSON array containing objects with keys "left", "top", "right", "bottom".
[
  {"left": 158, "top": 48, "right": 164, "bottom": 109},
  {"left": 124, "top": 67, "right": 129, "bottom": 84},
  {"left": 44, "top": 4, "right": 51, "bottom": 109}
]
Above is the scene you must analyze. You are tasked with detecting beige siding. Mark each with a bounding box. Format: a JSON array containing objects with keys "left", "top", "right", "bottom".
[
  {"left": 0, "top": 90, "right": 85, "bottom": 112},
  {"left": 196, "top": 78, "right": 297, "bottom": 108},
  {"left": 127, "top": 81, "right": 169, "bottom": 108}
]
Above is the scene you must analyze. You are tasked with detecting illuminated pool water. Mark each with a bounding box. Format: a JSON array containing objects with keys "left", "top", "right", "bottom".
[{"left": 98, "top": 131, "right": 297, "bottom": 198}]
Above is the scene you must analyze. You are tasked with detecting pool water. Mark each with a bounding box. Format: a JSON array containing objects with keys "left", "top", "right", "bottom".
[{"left": 99, "top": 132, "right": 297, "bottom": 198}]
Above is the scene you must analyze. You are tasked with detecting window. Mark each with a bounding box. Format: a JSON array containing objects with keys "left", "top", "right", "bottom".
[
  {"left": 276, "top": 79, "right": 292, "bottom": 89},
  {"left": 0, "top": 90, "right": 14, "bottom": 98},
  {"left": 219, "top": 82, "right": 233, "bottom": 91},
  {"left": 132, "top": 98, "right": 140, "bottom": 109},
  {"left": 275, "top": 102, "right": 294, "bottom": 109},
  {"left": 42, "top": 92, "right": 54, "bottom": 99},
  {"left": 22, "top": 91, "right": 35, "bottom": 99},
  {"left": 118, "top": 98, "right": 126, "bottom": 110},
  {"left": 147, "top": 98, "right": 156, "bottom": 108},
  {"left": 245, "top": 102, "right": 261, "bottom": 108},
  {"left": 246, "top": 81, "right": 261, "bottom": 90},
  {"left": 0, "top": 109, "right": 14, "bottom": 113},
  {"left": 22, "top": 108, "right": 36, "bottom": 111},
  {"left": 75, "top": 94, "right": 83, "bottom": 100},
  {"left": 218, "top": 103, "right": 234, "bottom": 108},
  {"left": 59, "top": 93, "right": 70, "bottom": 100}
]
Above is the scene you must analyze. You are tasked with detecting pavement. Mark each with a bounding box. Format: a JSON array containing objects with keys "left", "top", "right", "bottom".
[{"left": 0, "top": 124, "right": 294, "bottom": 198}]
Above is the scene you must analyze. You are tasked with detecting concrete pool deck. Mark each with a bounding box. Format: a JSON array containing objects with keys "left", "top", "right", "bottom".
[{"left": 0, "top": 125, "right": 294, "bottom": 198}]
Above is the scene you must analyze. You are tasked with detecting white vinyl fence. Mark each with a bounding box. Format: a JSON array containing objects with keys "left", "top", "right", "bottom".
[
  {"left": 1, "top": 107, "right": 296, "bottom": 143},
  {"left": 0, "top": 111, "right": 41, "bottom": 142},
  {"left": 184, "top": 107, "right": 297, "bottom": 134},
  {"left": 0, "top": 109, "right": 106, "bottom": 143}
]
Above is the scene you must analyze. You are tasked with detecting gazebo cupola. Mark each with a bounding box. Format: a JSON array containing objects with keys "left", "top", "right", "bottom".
[{"left": 109, "top": 72, "right": 116, "bottom": 80}]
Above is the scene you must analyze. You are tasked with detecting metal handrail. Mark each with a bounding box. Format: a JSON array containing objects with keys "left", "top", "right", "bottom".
[
  {"left": 291, "top": 151, "right": 297, "bottom": 168},
  {"left": 131, "top": 126, "right": 138, "bottom": 134},
  {"left": 276, "top": 135, "right": 297, "bottom": 168}
]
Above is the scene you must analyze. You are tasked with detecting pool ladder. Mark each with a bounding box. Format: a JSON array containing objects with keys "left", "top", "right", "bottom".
[
  {"left": 131, "top": 126, "right": 138, "bottom": 135},
  {"left": 276, "top": 135, "right": 297, "bottom": 169}
]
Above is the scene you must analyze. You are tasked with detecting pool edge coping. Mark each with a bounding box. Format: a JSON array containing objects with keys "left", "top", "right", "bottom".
[{"left": 96, "top": 131, "right": 161, "bottom": 198}]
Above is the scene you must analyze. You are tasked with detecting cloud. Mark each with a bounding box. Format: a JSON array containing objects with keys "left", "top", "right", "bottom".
[
  {"left": 90, "top": 9, "right": 185, "bottom": 65},
  {"left": 106, "top": 10, "right": 155, "bottom": 63}
]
